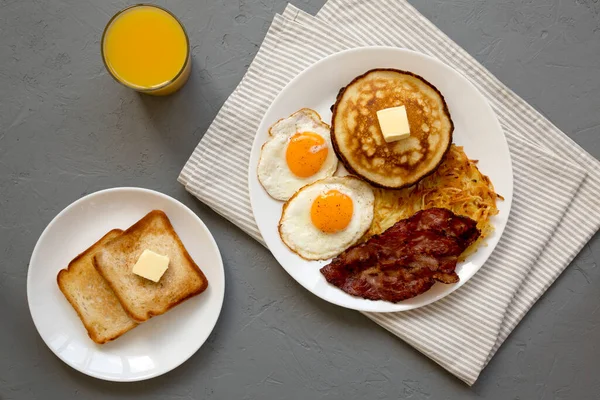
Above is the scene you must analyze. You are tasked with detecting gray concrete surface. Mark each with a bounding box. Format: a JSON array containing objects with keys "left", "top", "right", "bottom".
[{"left": 1, "top": 0, "right": 599, "bottom": 398}]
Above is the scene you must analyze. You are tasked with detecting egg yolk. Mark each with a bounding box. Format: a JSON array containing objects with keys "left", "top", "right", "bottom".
[
  {"left": 310, "top": 190, "right": 354, "bottom": 234},
  {"left": 285, "top": 132, "right": 328, "bottom": 178}
]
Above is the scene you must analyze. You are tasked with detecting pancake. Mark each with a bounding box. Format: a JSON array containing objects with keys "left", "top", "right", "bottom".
[{"left": 331, "top": 69, "right": 454, "bottom": 189}]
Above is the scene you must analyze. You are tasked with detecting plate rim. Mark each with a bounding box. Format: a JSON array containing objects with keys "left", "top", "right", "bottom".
[
  {"left": 248, "top": 46, "right": 513, "bottom": 312},
  {"left": 26, "top": 186, "right": 225, "bottom": 382}
]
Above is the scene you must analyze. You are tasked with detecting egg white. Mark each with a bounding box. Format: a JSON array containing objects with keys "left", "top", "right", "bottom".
[
  {"left": 278, "top": 176, "right": 374, "bottom": 260},
  {"left": 257, "top": 109, "right": 338, "bottom": 201}
]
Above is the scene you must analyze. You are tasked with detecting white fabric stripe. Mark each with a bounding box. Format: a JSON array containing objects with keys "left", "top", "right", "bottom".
[
  {"left": 379, "top": 318, "right": 483, "bottom": 367},
  {"left": 552, "top": 237, "right": 580, "bottom": 255},
  {"left": 267, "top": 34, "right": 341, "bottom": 64},
  {"left": 368, "top": 315, "right": 479, "bottom": 382},
  {"left": 457, "top": 280, "right": 506, "bottom": 311},
  {"left": 476, "top": 260, "right": 526, "bottom": 286},
  {"left": 405, "top": 309, "right": 493, "bottom": 357},
  {"left": 259, "top": 40, "right": 332, "bottom": 64},
  {"left": 190, "top": 188, "right": 259, "bottom": 234},
  {"left": 190, "top": 158, "right": 252, "bottom": 198},
  {"left": 510, "top": 158, "right": 584, "bottom": 195},
  {"left": 203, "top": 134, "right": 251, "bottom": 164},
  {"left": 211, "top": 118, "right": 257, "bottom": 147},
  {"left": 423, "top": 295, "right": 498, "bottom": 334},
  {"left": 555, "top": 211, "right": 597, "bottom": 239},
  {"left": 241, "top": 77, "right": 280, "bottom": 99},
  {"left": 202, "top": 147, "right": 248, "bottom": 176},
  {"left": 473, "top": 264, "right": 515, "bottom": 287},
  {"left": 427, "top": 297, "right": 500, "bottom": 332},
  {"left": 193, "top": 190, "right": 259, "bottom": 233},
  {"left": 460, "top": 278, "right": 512, "bottom": 312},
  {"left": 272, "top": 23, "right": 346, "bottom": 52},
  {"left": 422, "top": 302, "right": 498, "bottom": 339},
  {"left": 192, "top": 176, "right": 251, "bottom": 212},
  {"left": 476, "top": 258, "right": 522, "bottom": 284},
  {"left": 490, "top": 247, "right": 533, "bottom": 271},
  {"left": 178, "top": 1, "right": 599, "bottom": 386},
  {"left": 226, "top": 100, "right": 263, "bottom": 125}
]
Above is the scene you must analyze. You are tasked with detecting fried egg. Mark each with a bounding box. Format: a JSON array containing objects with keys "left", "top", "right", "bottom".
[
  {"left": 258, "top": 109, "right": 338, "bottom": 201},
  {"left": 278, "top": 176, "right": 374, "bottom": 260}
]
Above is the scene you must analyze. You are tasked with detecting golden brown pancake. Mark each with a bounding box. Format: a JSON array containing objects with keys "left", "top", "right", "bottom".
[{"left": 331, "top": 69, "right": 454, "bottom": 189}]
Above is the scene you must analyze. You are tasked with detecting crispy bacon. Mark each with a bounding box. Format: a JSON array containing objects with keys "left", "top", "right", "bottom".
[{"left": 320, "top": 208, "right": 480, "bottom": 302}]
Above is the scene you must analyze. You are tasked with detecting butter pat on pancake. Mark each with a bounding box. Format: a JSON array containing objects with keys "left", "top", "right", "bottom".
[
  {"left": 279, "top": 176, "right": 374, "bottom": 260},
  {"left": 258, "top": 109, "right": 338, "bottom": 200},
  {"left": 376, "top": 105, "right": 411, "bottom": 142},
  {"left": 332, "top": 69, "right": 453, "bottom": 189}
]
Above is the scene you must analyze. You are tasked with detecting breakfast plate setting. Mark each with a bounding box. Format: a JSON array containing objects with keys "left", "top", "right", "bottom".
[
  {"left": 18, "top": 0, "right": 600, "bottom": 390},
  {"left": 28, "top": 188, "right": 225, "bottom": 381},
  {"left": 178, "top": 1, "right": 600, "bottom": 386},
  {"left": 248, "top": 47, "right": 513, "bottom": 312}
]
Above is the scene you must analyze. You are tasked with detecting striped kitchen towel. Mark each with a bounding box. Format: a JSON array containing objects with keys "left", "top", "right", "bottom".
[{"left": 179, "top": 1, "right": 600, "bottom": 385}]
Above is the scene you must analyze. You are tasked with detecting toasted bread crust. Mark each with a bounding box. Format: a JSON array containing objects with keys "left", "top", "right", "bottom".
[
  {"left": 93, "top": 210, "right": 208, "bottom": 323},
  {"left": 57, "top": 229, "right": 137, "bottom": 344},
  {"left": 331, "top": 68, "right": 454, "bottom": 189}
]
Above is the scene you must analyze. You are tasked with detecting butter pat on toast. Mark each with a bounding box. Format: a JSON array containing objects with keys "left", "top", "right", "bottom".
[
  {"left": 93, "top": 210, "right": 208, "bottom": 322},
  {"left": 57, "top": 230, "right": 138, "bottom": 344}
]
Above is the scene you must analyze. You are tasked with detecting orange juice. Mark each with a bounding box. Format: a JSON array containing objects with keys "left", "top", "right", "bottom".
[{"left": 102, "top": 5, "right": 191, "bottom": 96}]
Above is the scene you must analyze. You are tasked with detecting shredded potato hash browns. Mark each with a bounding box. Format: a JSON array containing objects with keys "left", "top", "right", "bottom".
[{"left": 365, "top": 145, "right": 502, "bottom": 257}]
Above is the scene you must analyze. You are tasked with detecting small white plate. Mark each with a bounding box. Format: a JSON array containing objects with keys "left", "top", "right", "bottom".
[
  {"left": 27, "top": 187, "right": 225, "bottom": 381},
  {"left": 248, "top": 47, "right": 513, "bottom": 313}
]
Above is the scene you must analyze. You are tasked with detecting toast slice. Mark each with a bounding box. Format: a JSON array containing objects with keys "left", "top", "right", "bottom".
[
  {"left": 57, "top": 230, "right": 138, "bottom": 344},
  {"left": 93, "top": 210, "right": 208, "bottom": 322}
]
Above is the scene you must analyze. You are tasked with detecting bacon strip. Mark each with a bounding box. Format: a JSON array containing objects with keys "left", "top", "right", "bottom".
[{"left": 320, "top": 208, "right": 480, "bottom": 302}]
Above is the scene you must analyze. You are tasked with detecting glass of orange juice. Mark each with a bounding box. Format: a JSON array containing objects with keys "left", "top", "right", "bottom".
[{"left": 101, "top": 4, "right": 191, "bottom": 96}]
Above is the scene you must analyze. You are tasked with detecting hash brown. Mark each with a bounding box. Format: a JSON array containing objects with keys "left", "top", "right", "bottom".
[{"left": 365, "top": 144, "right": 501, "bottom": 258}]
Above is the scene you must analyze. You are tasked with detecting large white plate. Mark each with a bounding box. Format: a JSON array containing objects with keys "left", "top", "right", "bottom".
[
  {"left": 248, "top": 47, "right": 513, "bottom": 312},
  {"left": 27, "top": 187, "right": 225, "bottom": 381}
]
